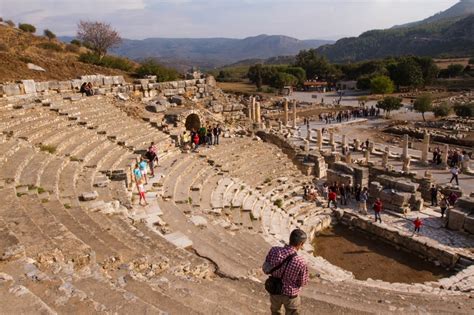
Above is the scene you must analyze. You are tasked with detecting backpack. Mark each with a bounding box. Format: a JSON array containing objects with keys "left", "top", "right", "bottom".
[{"left": 263, "top": 253, "right": 296, "bottom": 295}]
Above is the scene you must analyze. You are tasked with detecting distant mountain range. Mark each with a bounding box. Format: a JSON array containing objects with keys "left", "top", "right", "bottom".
[
  {"left": 315, "top": 0, "right": 474, "bottom": 62},
  {"left": 60, "top": 35, "right": 332, "bottom": 70}
]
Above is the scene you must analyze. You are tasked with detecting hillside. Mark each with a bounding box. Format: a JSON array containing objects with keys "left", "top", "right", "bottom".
[
  {"left": 103, "top": 35, "right": 332, "bottom": 70},
  {"left": 393, "top": 0, "right": 474, "bottom": 28},
  {"left": 316, "top": 14, "right": 474, "bottom": 62},
  {"left": 0, "top": 23, "right": 130, "bottom": 83}
]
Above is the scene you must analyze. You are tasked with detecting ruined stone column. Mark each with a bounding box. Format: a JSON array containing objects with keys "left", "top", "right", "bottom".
[
  {"left": 402, "top": 156, "right": 411, "bottom": 172},
  {"left": 345, "top": 152, "right": 352, "bottom": 164},
  {"left": 283, "top": 99, "right": 289, "bottom": 126},
  {"left": 442, "top": 144, "right": 449, "bottom": 168},
  {"left": 365, "top": 149, "right": 370, "bottom": 165},
  {"left": 307, "top": 128, "right": 312, "bottom": 141},
  {"left": 421, "top": 132, "right": 430, "bottom": 164},
  {"left": 304, "top": 139, "right": 310, "bottom": 153},
  {"left": 248, "top": 97, "right": 253, "bottom": 120},
  {"left": 256, "top": 102, "right": 261, "bottom": 124},
  {"left": 329, "top": 131, "right": 335, "bottom": 147},
  {"left": 292, "top": 100, "right": 297, "bottom": 128},
  {"left": 342, "top": 135, "right": 347, "bottom": 148},
  {"left": 354, "top": 139, "right": 360, "bottom": 152},
  {"left": 250, "top": 97, "right": 256, "bottom": 122},
  {"left": 402, "top": 134, "right": 409, "bottom": 159},
  {"left": 278, "top": 120, "right": 283, "bottom": 131},
  {"left": 317, "top": 129, "right": 323, "bottom": 150}
]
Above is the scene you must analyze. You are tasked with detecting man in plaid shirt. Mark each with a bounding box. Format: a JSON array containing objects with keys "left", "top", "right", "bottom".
[{"left": 263, "top": 229, "right": 309, "bottom": 314}]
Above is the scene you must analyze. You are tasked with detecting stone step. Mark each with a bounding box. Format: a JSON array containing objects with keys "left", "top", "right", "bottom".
[
  {"left": 18, "top": 151, "right": 53, "bottom": 188},
  {"left": 0, "top": 145, "right": 36, "bottom": 182},
  {"left": 58, "top": 161, "right": 80, "bottom": 199},
  {"left": 242, "top": 193, "right": 258, "bottom": 211},
  {"left": 211, "top": 177, "right": 234, "bottom": 209},
  {"left": 39, "top": 157, "right": 66, "bottom": 196}
]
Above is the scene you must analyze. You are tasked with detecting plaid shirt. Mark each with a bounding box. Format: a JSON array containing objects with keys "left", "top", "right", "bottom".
[{"left": 264, "top": 245, "right": 309, "bottom": 297}]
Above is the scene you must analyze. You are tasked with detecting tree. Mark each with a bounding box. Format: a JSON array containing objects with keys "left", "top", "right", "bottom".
[
  {"left": 446, "top": 64, "right": 465, "bottom": 78},
  {"left": 294, "top": 49, "right": 335, "bottom": 81},
  {"left": 413, "top": 94, "right": 433, "bottom": 121},
  {"left": 416, "top": 57, "right": 439, "bottom": 85},
  {"left": 284, "top": 67, "right": 306, "bottom": 86},
  {"left": 70, "top": 39, "right": 82, "bottom": 47},
  {"left": 390, "top": 57, "right": 424, "bottom": 88},
  {"left": 433, "top": 102, "right": 451, "bottom": 118},
  {"left": 43, "top": 29, "right": 56, "bottom": 40},
  {"left": 77, "top": 21, "right": 121, "bottom": 58},
  {"left": 18, "top": 23, "right": 36, "bottom": 33},
  {"left": 135, "top": 59, "right": 179, "bottom": 82},
  {"left": 272, "top": 72, "right": 298, "bottom": 89},
  {"left": 370, "top": 75, "right": 394, "bottom": 95},
  {"left": 454, "top": 103, "right": 474, "bottom": 118},
  {"left": 376, "top": 96, "right": 402, "bottom": 117},
  {"left": 247, "top": 64, "right": 263, "bottom": 89}
]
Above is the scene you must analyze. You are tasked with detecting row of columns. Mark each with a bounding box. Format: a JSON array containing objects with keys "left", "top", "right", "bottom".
[
  {"left": 282, "top": 99, "right": 297, "bottom": 128},
  {"left": 248, "top": 96, "right": 261, "bottom": 124}
]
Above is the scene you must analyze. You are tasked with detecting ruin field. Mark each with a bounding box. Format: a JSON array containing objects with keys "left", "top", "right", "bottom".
[{"left": 0, "top": 75, "right": 473, "bottom": 314}]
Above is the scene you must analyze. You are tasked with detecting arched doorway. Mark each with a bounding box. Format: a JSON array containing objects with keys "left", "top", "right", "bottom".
[{"left": 185, "top": 113, "right": 201, "bottom": 131}]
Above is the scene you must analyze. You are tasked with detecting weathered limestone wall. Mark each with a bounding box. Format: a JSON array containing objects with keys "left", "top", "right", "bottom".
[
  {"left": 338, "top": 211, "right": 463, "bottom": 268},
  {"left": 446, "top": 197, "right": 474, "bottom": 234},
  {"left": 0, "top": 75, "right": 217, "bottom": 99}
]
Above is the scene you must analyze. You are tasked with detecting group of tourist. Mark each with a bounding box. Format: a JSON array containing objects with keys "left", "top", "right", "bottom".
[
  {"left": 79, "top": 82, "right": 94, "bottom": 96},
  {"left": 430, "top": 184, "right": 459, "bottom": 218},
  {"left": 132, "top": 142, "right": 159, "bottom": 206},
  {"left": 182, "top": 125, "right": 222, "bottom": 152},
  {"left": 317, "top": 107, "right": 379, "bottom": 124}
]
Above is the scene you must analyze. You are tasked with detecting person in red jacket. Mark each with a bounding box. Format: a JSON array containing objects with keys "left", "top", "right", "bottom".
[
  {"left": 373, "top": 198, "right": 382, "bottom": 223},
  {"left": 328, "top": 190, "right": 337, "bottom": 209},
  {"left": 413, "top": 217, "right": 423, "bottom": 235}
]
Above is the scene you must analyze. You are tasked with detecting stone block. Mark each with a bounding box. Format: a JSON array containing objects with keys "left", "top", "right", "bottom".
[
  {"left": 80, "top": 191, "right": 98, "bottom": 201},
  {"left": 48, "top": 81, "right": 60, "bottom": 90},
  {"left": 332, "top": 162, "right": 354, "bottom": 174},
  {"left": 3, "top": 84, "right": 21, "bottom": 96},
  {"left": 58, "top": 81, "right": 72, "bottom": 92},
  {"left": 463, "top": 215, "right": 474, "bottom": 234},
  {"left": 177, "top": 81, "right": 186, "bottom": 88},
  {"left": 71, "top": 79, "right": 82, "bottom": 90},
  {"left": 456, "top": 197, "right": 474, "bottom": 213},
  {"left": 391, "top": 191, "right": 410, "bottom": 206},
  {"left": 394, "top": 181, "right": 419, "bottom": 193},
  {"left": 190, "top": 216, "right": 207, "bottom": 228},
  {"left": 103, "top": 76, "right": 114, "bottom": 86},
  {"left": 21, "top": 80, "right": 36, "bottom": 94},
  {"left": 163, "top": 231, "right": 193, "bottom": 249},
  {"left": 112, "top": 76, "right": 125, "bottom": 85},
  {"left": 170, "top": 95, "right": 184, "bottom": 105},
  {"left": 35, "top": 81, "right": 49, "bottom": 92},
  {"left": 447, "top": 209, "right": 467, "bottom": 231}
]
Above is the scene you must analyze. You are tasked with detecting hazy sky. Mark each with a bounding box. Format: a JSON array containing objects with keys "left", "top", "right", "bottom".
[{"left": 0, "top": 0, "right": 459, "bottom": 39}]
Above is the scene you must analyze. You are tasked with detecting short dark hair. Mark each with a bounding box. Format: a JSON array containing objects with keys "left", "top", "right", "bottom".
[{"left": 289, "top": 229, "right": 307, "bottom": 246}]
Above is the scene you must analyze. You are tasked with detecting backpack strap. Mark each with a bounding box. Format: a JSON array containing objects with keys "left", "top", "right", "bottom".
[{"left": 269, "top": 253, "right": 297, "bottom": 274}]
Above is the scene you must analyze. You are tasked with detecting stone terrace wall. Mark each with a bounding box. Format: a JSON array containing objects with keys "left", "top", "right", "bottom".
[{"left": 0, "top": 75, "right": 217, "bottom": 99}]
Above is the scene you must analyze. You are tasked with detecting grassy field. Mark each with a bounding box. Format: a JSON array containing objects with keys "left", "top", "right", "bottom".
[{"left": 217, "top": 81, "right": 278, "bottom": 98}]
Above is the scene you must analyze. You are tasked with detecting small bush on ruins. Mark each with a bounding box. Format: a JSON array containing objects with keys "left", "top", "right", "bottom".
[
  {"left": 65, "top": 44, "right": 80, "bottom": 53},
  {"left": 18, "top": 23, "right": 36, "bottom": 33},
  {"left": 79, "top": 52, "right": 134, "bottom": 71},
  {"left": 433, "top": 102, "right": 452, "bottom": 118},
  {"left": 376, "top": 96, "right": 402, "bottom": 117},
  {"left": 43, "top": 29, "right": 56, "bottom": 40},
  {"left": 135, "top": 59, "right": 179, "bottom": 81},
  {"left": 454, "top": 103, "right": 474, "bottom": 118},
  {"left": 413, "top": 94, "right": 433, "bottom": 121},
  {"left": 77, "top": 20, "right": 121, "bottom": 57},
  {"left": 274, "top": 199, "right": 283, "bottom": 208},
  {"left": 5, "top": 20, "right": 15, "bottom": 27},
  {"left": 37, "top": 42, "right": 63, "bottom": 52},
  {"left": 39, "top": 144, "right": 57, "bottom": 154}
]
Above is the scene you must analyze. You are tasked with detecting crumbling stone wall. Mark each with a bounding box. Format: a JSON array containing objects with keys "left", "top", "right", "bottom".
[{"left": 446, "top": 197, "right": 474, "bottom": 234}]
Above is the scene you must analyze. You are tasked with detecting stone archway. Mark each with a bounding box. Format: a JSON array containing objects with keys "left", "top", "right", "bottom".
[{"left": 185, "top": 113, "right": 201, "bottom": 131}]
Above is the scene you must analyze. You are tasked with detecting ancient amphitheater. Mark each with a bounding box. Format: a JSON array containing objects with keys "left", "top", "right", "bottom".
[{"left": 0, "top": 75, "right": 473, "bottom": 314}]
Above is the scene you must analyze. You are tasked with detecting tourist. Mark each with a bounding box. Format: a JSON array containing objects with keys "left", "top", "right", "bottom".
[
  {"left": 440, "top": 197, "right": 448, "bottom": 218},
  {"left": 359, "top": 187, "right": 368, "bottom": 215},
  {"left": 262, "top": 229, "right": 309, "bottom": 315},
  {"left": 328, "top": 189, "right": 337, "bottom": 209},
  {"left": 80, "top": 82, "right": 89, "bottom": 96},
  {"left": 354, "top": 184, "right": 361, "bottom": 202},
  {"left": 303, "top": 185, "right": 308, "bottom": 200},
  {"left": 308, "top": 186, "right": 318, "bottom": 202},
  {"left": 322, "top": 183, "right": 329, "bottom": 200},
  {"left": 133, "top": 164, "right": 142, "bottom": 189},
  {"left": 339, "top": 183, "right": 347, "bottom": 206},
  {"left": 430, "top": 185, "right": 438, "bottom": 206},
  {"left": 345, "top": 183, "right": 352, "bottom": 203},
  {"left": 193, "top": 133, "right": 200, "bottom": 151},
  {"left": 213, "top": 124, "right": 221, "bottom": 145},
  {"left": 138, "top": 180, "right": 148, "bottom": 206},
  {"left": 145, "top": 146, "right": 157, "bottom": 177},
  {"left": 198, "top": 126, "right": 207, "bottom": 145},
  {"left": 87, "top": 82, "right": 94, "bottom": 96},
  {"left": 139, "top": 157, "right": 148, "bottom": 185},
  {"left": 373, "top": 198, "right": 383, "bottom": 223},
  {"left": 182, "top": 131, "right": 191, "bottom": 149},
  {"left": 413, "top": 217, "right": 423, "bottom": 235},
  {"left": 206, "top": 126, "right": 213, "bottom": 146},
  {"left": 449, "top": 166, "right": 460, "bottom": 186},
  {"left": 448, "top": 192, "right": 458, "bottom": 207}
]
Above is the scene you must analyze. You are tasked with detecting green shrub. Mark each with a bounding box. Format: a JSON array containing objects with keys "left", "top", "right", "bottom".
[
  {"left": 37, "top": 42, "right": 63, "bottom": 52},
  {"left": 135, "top": 59, "right": 179, "bottom": 81},
  {"left": 273, "top": 199, "right": 283, "bottom": 208},
  {"left": 43, "top": 29, "right": 56, "bottom": 40},
  {"left": 18, "top": 23, "right": 36, "bottom": 33},
  {"left": 454, "top": 103, "right": 474, "bottom": 118},
  {"left": 39, "top": 144, "right": 56, "bottom": 154},
  {"left": 71, "top": 39, "right": 82, "bottom": 47},
  {"left": 433, "top": 102, "right": 452, "bottom": 118},
  {"left": 79, "top": 52, "right": 134, "bottom": 71},
  {"left": 65, "top": 44, "right": 80, "bottom": 53},
  {"left": 5, "top": 20, "right": 15, "bottom": 27}
]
